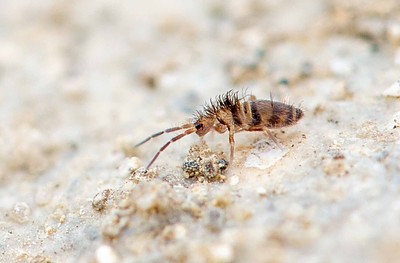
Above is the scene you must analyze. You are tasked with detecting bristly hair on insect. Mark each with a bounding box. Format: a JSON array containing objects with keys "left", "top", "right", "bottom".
[{"left": 135, "top": 89, "right": 304, "bottom": 171}]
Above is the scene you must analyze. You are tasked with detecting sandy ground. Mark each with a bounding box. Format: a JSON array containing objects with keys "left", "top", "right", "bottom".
[{"left": 1, "top": 0, "right": 400, "bottom": 262}]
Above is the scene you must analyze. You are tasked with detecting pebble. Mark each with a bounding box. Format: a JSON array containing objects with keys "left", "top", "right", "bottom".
[
  {"left": 383, "top": 81, "right": 400, "bottom": 98},
  {"left": 330, "top": 57, "right": 354, "bottom": 76},
  {"left": 209, "top": 243, "right": 234, "bottom": 263},
  {"left": 92, "top": 189, "right": 113, "bottom": 211},
  {"left": 9, "top": 202, "right": 30, "bottom": 224},
  {"left": 256, "top": 187, "right": 267, "bottom": 197},
  {"left": 96, "top": 245, "right": 119, "bottom": 263},
  {"left": 388, "top": 21, "right": 400, "bottom": 45}
]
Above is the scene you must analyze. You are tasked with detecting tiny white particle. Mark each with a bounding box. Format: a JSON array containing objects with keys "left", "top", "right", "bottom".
[
  {"left": 383, "top": 81, "right": 400, "bottom": 98},
  {"left": 96, "top": 245, "right": 118, "bottom": 263}
]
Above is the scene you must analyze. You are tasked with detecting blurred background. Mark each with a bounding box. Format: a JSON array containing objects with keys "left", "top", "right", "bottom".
[{"left": 1, "top": 0, "right": 400, "bottom": 262}]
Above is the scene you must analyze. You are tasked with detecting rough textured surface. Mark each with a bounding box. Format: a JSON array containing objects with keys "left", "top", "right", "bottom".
[
  {"left": 182, "top": 141, "right": 229, "bottom": 182},
  {"left": 1, "top": 0, "right": 400, "bottom": 262}
]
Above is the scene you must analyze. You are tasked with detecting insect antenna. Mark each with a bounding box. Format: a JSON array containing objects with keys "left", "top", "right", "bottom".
[
  {"left": 134, "top": 123, "right": 193, "bottom": 148},
  {"left": 144, "top": 127, "right": 196, "bottom": 171}
]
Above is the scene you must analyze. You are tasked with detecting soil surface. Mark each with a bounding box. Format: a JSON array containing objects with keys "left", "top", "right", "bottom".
[{"left": 1, "top": 0, "right": 400, "bottom": 262}]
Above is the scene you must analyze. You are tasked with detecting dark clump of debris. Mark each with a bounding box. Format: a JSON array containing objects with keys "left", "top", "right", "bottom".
[{"left": 182, "top": 141, "right": 229, "bottom": 182}]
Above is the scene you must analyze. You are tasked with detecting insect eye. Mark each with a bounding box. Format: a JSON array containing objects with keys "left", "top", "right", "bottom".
[{"left": 195, "top": 123, "right": 204, "bottom": 130}]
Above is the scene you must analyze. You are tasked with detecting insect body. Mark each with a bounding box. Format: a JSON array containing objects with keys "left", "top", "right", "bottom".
[{"left": 135, "top": 90, "right": 304, "bottom": 171}]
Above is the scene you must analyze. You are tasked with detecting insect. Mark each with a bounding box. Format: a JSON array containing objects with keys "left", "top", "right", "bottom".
[{"left": 135, "top": 90, "right": 304, "bottom": 171}]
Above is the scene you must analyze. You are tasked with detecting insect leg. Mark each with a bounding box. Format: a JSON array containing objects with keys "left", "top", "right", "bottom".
[
  {"left": 228, "top": 127, "right": 235, "bottom": 164},
  {"left": 263, "top": 129, "right": 283, "bottom": 150},
  {"left": 135, "top": 123, "right": 193, "bottom": 148},
  {"left": 145, "top": 128, "right": 196, "bottom": 171}
]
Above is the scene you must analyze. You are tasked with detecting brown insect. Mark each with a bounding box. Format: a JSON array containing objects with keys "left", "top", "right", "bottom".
[{"left": 135, "top": 90, "right": 304, "bottom": 171}]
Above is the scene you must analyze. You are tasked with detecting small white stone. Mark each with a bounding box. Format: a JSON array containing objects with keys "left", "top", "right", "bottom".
[
  {"left": 256, "top": 187, "right": 267, "bottom": 197},
  {"left": 10, "top": 202, "right": 30, "bottom": 224},
  {"left": 330, "top": 58, "right": 354, "bottom": 76},
  {"left": 175, "top": 224, "right": 187, "bottom": 239},
  {"left": 388, "top": 21, "right": 400, "bottom": 45},
  {"left": 162, "top": 224, "right": 187, "bottom": 240},
  {"left": 96, "top": 245, "right": 119, "bottom": 263},
  {"left": 136, "top": 193, "right": 157, "bottom": 211},
  {"left": 383, "top": 81, "right": 400, "bottom": 98},
  {"left": 228, "top": 175, "right": 239, "bottom": 186},
  {"left": 92, "top": 189, "right": 113, "bottom": 211},
  {"left": 210, "top": 243, "right": 233, "bottom": 263},
  {"left": 79, "top": 206, "right": 87, "bottom": 216},
  {"left": 129, "top": 157, "right": 142, "bottom": 170}
]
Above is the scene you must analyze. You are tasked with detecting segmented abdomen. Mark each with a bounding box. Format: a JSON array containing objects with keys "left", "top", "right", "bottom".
[{"left": 242, "top": 100, "right": 303, "bottom": 129}]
